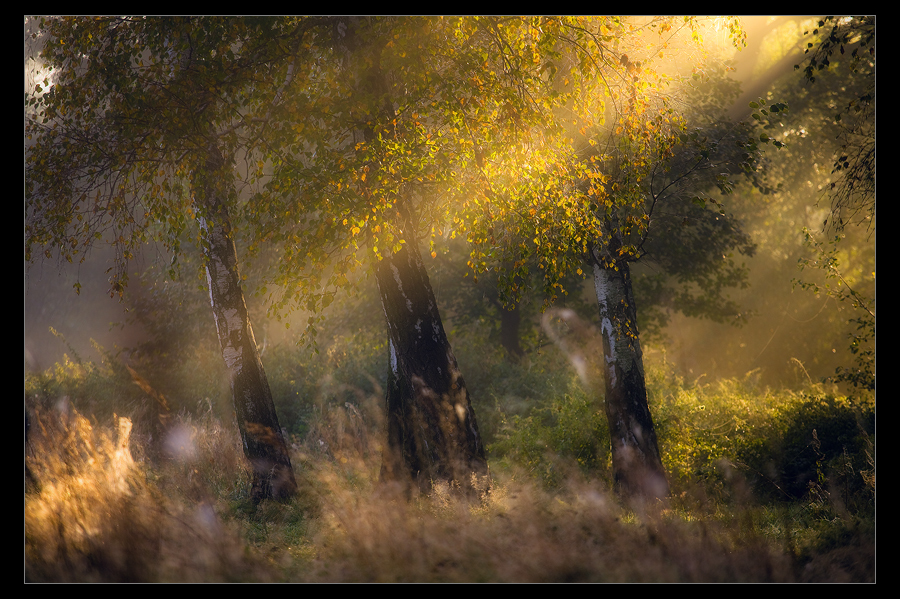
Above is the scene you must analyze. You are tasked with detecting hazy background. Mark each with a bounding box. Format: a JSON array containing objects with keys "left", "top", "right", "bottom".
[{"left": 25, "top": 16, "right": 874, "bottom": 390}]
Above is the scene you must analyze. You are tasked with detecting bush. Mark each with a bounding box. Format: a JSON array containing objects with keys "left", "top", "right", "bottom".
[
  {"left": 489, "top": 390, "right": 610, "bottom": 488},
  {"left": 738, "top": 392, "right": 875, "bottom": 507},
  {"left": 645, "top": 357, "right": 874, "bottom": 513}
]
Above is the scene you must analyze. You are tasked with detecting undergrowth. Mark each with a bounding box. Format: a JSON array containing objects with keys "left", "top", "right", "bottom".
[{"left": 24, "top": 331, "right": 875, "bottom": 582}]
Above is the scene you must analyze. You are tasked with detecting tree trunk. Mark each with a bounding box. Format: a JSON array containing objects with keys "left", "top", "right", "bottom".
[
  {"left": 484, "top": 269, "right": 526, "bottom": 360},
  {"left": 375, "top": 227, "right": 488, "bottom": 493},
  {"left": 194, "top": 143, "right": 297, "bottom": 504},
  {"left": 591, "top": 247, "right": 669, "bottom": 501},
  {"left": 331, "top": 16, "right": 487, "bottom": 492},
  {"left": 500, "top": 303, "right": 525, "bottom": 359}
]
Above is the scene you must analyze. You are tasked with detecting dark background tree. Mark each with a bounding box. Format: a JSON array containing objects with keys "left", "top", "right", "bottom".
[
  {"left": 791, "top": 16, "right": 875, "bottom": 392},
  {"left": 638, "top": 16, "right": 874, "bottom": 389}
]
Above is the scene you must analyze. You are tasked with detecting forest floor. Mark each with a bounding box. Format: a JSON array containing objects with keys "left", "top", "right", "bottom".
[{"left": 24, "top": 369, "right": 875, "bottom": 582}]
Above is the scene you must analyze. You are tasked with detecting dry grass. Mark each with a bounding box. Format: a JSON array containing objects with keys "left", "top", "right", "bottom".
[
  {"left": 24, "top": 404, "right": 275, "bottom": 582},
  {"left": 298, "top": 473, "right": 797, "bottom": 582},
  {"left": 260, "top": 396, "right": 799, "bottom": 582},
  {"left": 294, "top": 436, "right": 796, "bottom": 583},
  {"left": 24, "top": 390, "right": 873, "bottom": 582}
]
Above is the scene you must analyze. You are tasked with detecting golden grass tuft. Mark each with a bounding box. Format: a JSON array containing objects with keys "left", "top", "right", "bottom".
[{"left": 25, "top": 404, "right": 275, "bottom": 582}]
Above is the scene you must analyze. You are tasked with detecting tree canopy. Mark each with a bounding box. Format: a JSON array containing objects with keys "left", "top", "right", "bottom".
[
  {"left": 231, "top": 17, "right": 765, "bottom": 330},
  {"left": 25, "top": 16, "right": 311, "bottom": 294},
  {"left": 27, "top": 16, "right": 766, "bottom": 327}
]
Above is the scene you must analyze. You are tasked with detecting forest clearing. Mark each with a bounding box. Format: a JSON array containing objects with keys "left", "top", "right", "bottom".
[{"left": 25, "top": 16, "right": 875, "bottom": 582}]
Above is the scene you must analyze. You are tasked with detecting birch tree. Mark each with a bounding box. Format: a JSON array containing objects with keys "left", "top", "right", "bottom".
[
  {"left": 455, "top": 16, "right": 780, "bottom": 500},
  {"left": 25, "top": 16, "right": 309, "bottom": 502},
  {"left": 250, "top": 17, "right": 500, "bottom": 491}
]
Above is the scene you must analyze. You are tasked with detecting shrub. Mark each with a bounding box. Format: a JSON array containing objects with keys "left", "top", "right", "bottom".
[
  {"left": 489, "top": 390, "right": 611, "bottom": 488},
  {"left": 738, "top": 392, "right": 875, "bottom": 507}
]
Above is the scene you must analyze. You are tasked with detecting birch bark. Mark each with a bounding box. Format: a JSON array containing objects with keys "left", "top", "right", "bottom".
[
  {"left": 195, "top": 143, "right": 297, "bottom": 503},
  {"left": 375, "top": 227, "right": 488, "bottom": 493},
  {"left": 591, "top": 246, "right": 669, "bottom": 500}
]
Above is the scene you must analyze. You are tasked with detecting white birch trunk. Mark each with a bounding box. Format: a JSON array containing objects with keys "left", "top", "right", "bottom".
[
  {"left": 592, "top": 248, "right": 669, "bottom": 500},
  {"left": 195, "top": 143, "right": 297, "bottom": 503}
]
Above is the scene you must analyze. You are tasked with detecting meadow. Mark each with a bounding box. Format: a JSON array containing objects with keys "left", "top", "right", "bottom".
[{"left": 24, "top": 312, "right": 875, "bottom": 583}]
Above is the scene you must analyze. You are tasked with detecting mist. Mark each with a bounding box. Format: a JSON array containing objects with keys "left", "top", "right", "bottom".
[
  {"left": 26, "top": 16, "right": 863, "bottom": 385},
  {"left": 25, "top": 16, "right": 875, "bottom": 583}
]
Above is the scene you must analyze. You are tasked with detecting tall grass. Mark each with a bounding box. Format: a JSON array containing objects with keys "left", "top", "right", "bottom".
[
  {"left": 24, "top": 404, "right": 274, "bottom": 582},
  {"left": 25, "top": 332, "right": 874, "bottom": 582}
]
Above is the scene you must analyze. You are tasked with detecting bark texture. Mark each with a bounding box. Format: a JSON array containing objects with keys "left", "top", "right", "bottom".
[
  {"left": 331, "top": 16, "right": 487, "bottom": 492},
  {"left": 195, "top": 143, "right": 297, "bottom": 503},
  {"left": 592, "top": 248, "right": 669, "bottom": 501},
  {"left": 376, "top": 231, "right": 488, "bottom": 493}
]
